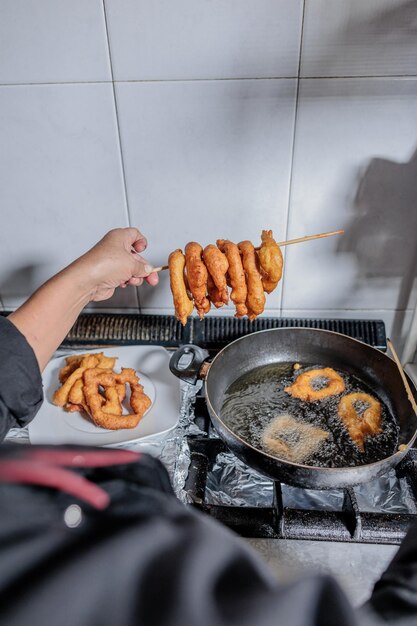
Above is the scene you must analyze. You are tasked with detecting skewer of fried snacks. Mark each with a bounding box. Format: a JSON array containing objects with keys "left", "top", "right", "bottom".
[
  {"left": 387, "top": 338, "right": 417, "bottom": 419},
  {"left": 151, "top": 228, "right": 345, "bottom": 273}
]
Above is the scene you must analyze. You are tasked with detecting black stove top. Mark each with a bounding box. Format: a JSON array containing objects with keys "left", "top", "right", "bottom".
[{"left": 55, "top": 312, "right": 417, "bottom": 545}]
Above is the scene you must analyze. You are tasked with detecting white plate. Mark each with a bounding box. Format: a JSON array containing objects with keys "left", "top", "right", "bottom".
[{"left": 29, "top": 346, "right": 180, "bottom": 446}]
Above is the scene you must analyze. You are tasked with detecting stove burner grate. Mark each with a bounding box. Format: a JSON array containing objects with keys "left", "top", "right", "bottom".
[{"left": 41, "top": 313, "right": 386, "bottom": 352}]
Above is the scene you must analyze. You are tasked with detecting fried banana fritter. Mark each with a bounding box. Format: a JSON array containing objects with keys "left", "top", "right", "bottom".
[
  {"left": 203, "top": 244, "right": 229, "bottom": 306},
  {"left": 238, "top": 240, "right": 265, "bottom": 320},
  {"left": 168, "top": 249, "right": 194, "bottom": 326},
  {"left": 217, "top": 239, "right": 247, "bottom": 318},
  {"left": 258, "top": 229, "right": 283, "bottom": 294},
  {"left": 185, "top": 242, "right": 210, "bottom": 319}
]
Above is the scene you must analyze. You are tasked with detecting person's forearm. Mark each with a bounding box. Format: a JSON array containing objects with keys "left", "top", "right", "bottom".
[{"left": 8, "top": 262, "right": 93, "bottom": 371}]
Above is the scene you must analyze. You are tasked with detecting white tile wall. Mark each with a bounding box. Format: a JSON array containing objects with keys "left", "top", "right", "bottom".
[
  {"left": 0, "top": 83, "right": 137, "bottom": 310},
  {"left": 0, "top": 1, "right": 416, "bottom": 356},
  {"left": 105, "top": 0, "right": 303, "bottom": 80},
  {"left": 301, "top": 0, "right": 417, "bottom": 77},
  {"left": 115, "top": 79, "right": 297, "bottom": 311},
  {"left": 282, "top": 78, "right": 417, "bottom": 313},
  {"left": 0, "top": 0, "right": 111, "bottom": 83}
]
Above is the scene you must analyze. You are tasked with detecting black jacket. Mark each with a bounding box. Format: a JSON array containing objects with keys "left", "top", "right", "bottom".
[{"left": 0, "top": 315, "right": 416, "bottom": 626}]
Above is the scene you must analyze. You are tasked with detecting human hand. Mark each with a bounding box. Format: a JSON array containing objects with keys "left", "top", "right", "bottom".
[{"left": 74, "top": 228, "right": 159, "bottom": 302}]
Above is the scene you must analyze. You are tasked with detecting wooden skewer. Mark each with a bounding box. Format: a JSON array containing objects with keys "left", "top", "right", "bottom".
[
  {"left": 274, "top": 228, "right": 344, "bottom": 249},
  {"left": 150, "top": 228, "right": 344, "bottom": 273},
  {"left": 387, "top": 338, "right": 417, "bottom": 420}
]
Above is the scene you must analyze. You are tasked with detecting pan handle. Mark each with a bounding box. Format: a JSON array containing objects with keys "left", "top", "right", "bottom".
[{"left": 169, "top": 344, "right": 210, "bottom": 385}]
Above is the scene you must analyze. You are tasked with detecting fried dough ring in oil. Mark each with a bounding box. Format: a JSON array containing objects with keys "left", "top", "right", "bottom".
[
  {"left": 83, "top": 368, "right": 151, "bottom": 430},
  {"left": 262, "top": 414, "right": 329, "bottom": 463},
  {"left": 285, "top": 367, "right": 345, "bottom": 402},
  {"left": 185, "top": 242, "right": 210, "bottom": 319},
  {"left": 238, "top": 240, "right": 265, "bottom": 320},
  {"left": 338, "top": 392, "right": 382, "bottom": 452},
  {"left": 258, "top": 230, "right": 283, "bottom": 294},
  {"left": 217, "top": 239, "right": 248, "bottom": 318},
  {"left": 168, "top": 249, "right": 194, "bottom": 326}
]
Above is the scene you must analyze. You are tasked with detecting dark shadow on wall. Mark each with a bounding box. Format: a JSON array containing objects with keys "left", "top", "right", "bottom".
[
  {"left": 306, "top": 0, "right": 417, "bottom": 77},
  {"left": 347, "top": 0, "right": 417, "bottom": 43},
  {"left": 0, "top": 265, "right": 40, "bottom": 309},
  {"left": 338, "top": 148, "right": 417, "bottom": 344}
]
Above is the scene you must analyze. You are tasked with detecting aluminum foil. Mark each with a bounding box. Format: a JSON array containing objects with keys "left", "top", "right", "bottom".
[{"left": 204, "top": 447, "right": 417, "bottom": 514}]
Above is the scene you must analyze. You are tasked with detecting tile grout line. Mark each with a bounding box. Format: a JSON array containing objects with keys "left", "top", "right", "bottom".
[
  {"left": 280, "top": 0, "right": 306, "bottom": 318},
  {"left": 101, "top": 0, "right": 141, "bottom": 313},
  {"left": 1, "top": 75, "right": 417, "bottom": 88}
]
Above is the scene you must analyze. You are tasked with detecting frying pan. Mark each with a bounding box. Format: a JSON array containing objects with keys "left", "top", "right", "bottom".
[{"left": 169, "top": 327, "right": 417, "bottom": 489}]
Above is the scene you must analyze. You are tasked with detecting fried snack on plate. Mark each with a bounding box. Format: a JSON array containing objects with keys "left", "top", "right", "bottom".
[
  {"left": 58, "top": 352, "right": 116, "bottom": 384},
  {"left": 185, "top": 242, "right": 210, "bottom": 319},
  {"left": 83, "top": 368, "right": 151, "bottom": 430},
  {"left": 338, "top": 392, "right": 382, "bottom": 452},
  {"left": 203, "top": 244, "right": 229, "bottom": 305},
  {"left": 53, "top": 352, "right": 152, "bottom": 430},
  {"left": 237, "top": 240, "right": 265, "bottom": 320},
  {"left": 257, "top": 230, "right": 283, "bottom": 294},
  {"left": 285, "top": 367, "right": 345, "bottom": 402},
  {"left": 217, "top": 239, "right": 248, "bottom": 318},
  {"left": 67, "top": 375, "right": 126, "bottom": 415},
  {"left": 53, "top": 354, "right": 101, "bottom": 406},
  {"left": 59, "top": 356, "right": 83, "bottom": 384},
  {"left": 67, "top": 379, "right": 89, "bottom": 414},
  {"left": 55, "top": 352, "right": 118, "bottom": 411},
  {"left": 168, "top": 249, "right": 193, "bottom": 326}
]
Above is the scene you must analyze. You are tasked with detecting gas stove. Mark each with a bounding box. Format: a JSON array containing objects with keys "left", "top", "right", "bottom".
[{"left": 58, "top": 312, "right": 417, "bottom": 604}]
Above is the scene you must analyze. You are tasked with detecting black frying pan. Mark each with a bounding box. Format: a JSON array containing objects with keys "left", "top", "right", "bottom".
[{"left": 170, "top": 327, "right": 417, "bottom": 489}]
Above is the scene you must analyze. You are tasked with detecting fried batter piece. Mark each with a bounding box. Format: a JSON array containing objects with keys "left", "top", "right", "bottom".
[
  {"left": 59, "top": 353, "right": 116, "bottom": 384},
  {"left": 83, "top": 367, "right": 151, "bottom": 430},
  {"left": 66, "top": 379, "right": 89, "bottom": 414},
  {"left": 184, "top": 242, "right": 210, "bottom": 319},
  {"left": 258, "top": 230, "right": 283, "bottom": 293},
  {"left": 66, "top": 375, "right": 126, "bottom": 415},
  {"left": 168, "top": 249, "right": 194, "bottom": 326},
  {"left": 217, "top": 239, "right": 248, "bottom": 318},
  {"left": 285, "top": 367, "right": 345, "bottom": 402},
  {"left": 207, "top": 274, "right": 224, "bottom": 308},
  {"left": 59, "top": 357, "right": 83, "bottom": 384},
  {"left": 56, "top": 353, "right": 118, "bottom": 412},
  {"left": 238, "top": 240, "right": 265, "bottom": 320},
  {"left": 262, "top": 414, "right": 329, "bottom": 463},
  {"left": 203, "top": 244, "right": 229, "bottom": 305},
  {"left": 53, "top": 354, "right": 101, "bottom": 406},
  {"left": 338, "top": 392, "right": 382, "bottom": 452}
]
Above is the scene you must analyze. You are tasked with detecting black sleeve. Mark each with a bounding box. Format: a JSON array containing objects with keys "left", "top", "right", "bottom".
[
  {"left": 365, "top": 522, "right": 417, "bottom": 624},
  {"left": 0, "top": 316, "right": 43, "bottom": 440},
  {"left": 0, "top": 447, "right": 366, "bottom": 626}
]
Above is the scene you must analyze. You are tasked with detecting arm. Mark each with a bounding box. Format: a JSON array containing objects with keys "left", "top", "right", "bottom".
[{"left": 7, "top": 228, "right": 158, "bottom": 371}]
